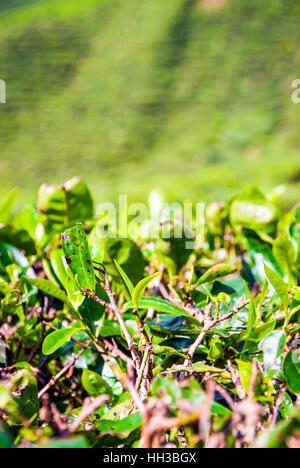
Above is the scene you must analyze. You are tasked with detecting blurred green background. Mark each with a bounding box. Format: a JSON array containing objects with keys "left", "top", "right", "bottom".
[{"left": 0, "top": 0, "right": 300, "bottom": 207}]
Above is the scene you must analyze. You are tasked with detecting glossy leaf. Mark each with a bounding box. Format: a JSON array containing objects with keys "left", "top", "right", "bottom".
[
  {"left": 152, "top": 344, "right": 189, "bottom": 359},
  {"left": 147, "top": 315, "right": 195, "bottom": 336},
  {"left": 230, "top": 186, "right": 279, "bottom": 233},
  {"left": 25, "top": 277, "right": 74, "bottom": 311},
  {"left": 82, "top": 369, "right": 113, "bottom": 398},
  {"left": 38, "top": 177, "right": 94, "bottom": 233},
  {"left": 237, "top": 359, "right": 252, "bottom": 395},
  {"left": 10, "top": 369, "right": 39, "bottom": 419},
  {"left": 244, "top": 280, "right": 257, "bottom": 335},
  {"left": 123, "top": 296, "right": 199, "bottom": 323},
  {"left": 264, "top": 264, "right": 289, "bottom": 309},
  {"left": 259, "top": 330, "right": 285, "bottom": 373},
  {"left": 97, "top": 237, "right": 145, "bottom": 287},
  {"left": 42, "top": 328, "right": 82, "bottom": 355},
  {"left": 97, "top": 412, "right": 142, "bottom": 434},
  {"left": 246, "top": 319, "right": 276, "bottom": 343},
  {"left": 114, "top": 259, "right": 134, "bottom": 297},
  {"left": 62, "top": 223, "right": 96, "bottom": 294},
  {"left": 0, "top": 225, "right": 35, "bottom": 255},
  {"left": 78, "top": 284, "right": 107, "bottom": 338},
  {"left": 273, "top": 237, "right": 297, "bottom": 284},
  {"left": 284, "top": 351, "right": 300, "bottom": 394},
  {"left": 193, "top": 263, "right": 237, "bottom": 288},
  {"left": 132, "top": 272, "right": 159, "bottom": 309}
]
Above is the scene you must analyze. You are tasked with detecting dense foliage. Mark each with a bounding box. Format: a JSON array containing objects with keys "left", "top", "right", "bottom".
[
  {"left": 0, "top": 177, "right": 299, "bottom": 448},
  {"left": 1, "top": 0, "right": 300, "bottom": 205}
]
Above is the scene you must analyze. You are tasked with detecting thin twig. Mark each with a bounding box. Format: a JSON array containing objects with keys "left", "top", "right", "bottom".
[
  {"left": 38, "top": 341, "right": 92, "bottom": 399},
  {"left": 69, "top": 395, "right": 109, "bottom": 434},
  {"left": 92, "top": 340, "right": 147, "bottom": 417},
  {"left": 185, "top": 299, "right": 250, "bottom": 365},
  {"left": 227, "top": 359, "right": 246, "bottom": 400},
  {"left": 136, "top": 345, "right": 151, "bottom": 391},
  {"left": 269, "top": 386, "right": 285, "bottom": 428},
  {"left": 215, "top": 384, "right": 235, "bottom": 411},
  {"left": 132, "top": 308, "right": 151, "bottom": 345},
  {"left": 87, "top": 264, "right": 141, "bottom": 371}
]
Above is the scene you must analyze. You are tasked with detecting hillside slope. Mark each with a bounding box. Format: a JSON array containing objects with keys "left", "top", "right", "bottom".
[{"left": 0, "top": 0, "right": 300, "bottom": 206}]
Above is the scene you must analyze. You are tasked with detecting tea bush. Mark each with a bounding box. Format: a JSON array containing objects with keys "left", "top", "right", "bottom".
[{"left": 0, "top": 177, "right": 299, "bottom": 448}]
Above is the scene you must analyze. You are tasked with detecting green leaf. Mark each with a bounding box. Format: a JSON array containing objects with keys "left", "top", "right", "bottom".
[
  {"left": 96, "top": 236, "right": 145, "bottom": 287},
  {"left": 0, "top": 277, "right": 12, "bottom": 295},
  {"left": 181, "top": 383, "right": 232, "bottom": 416},
  {"left": 273, "top": 237, "right": 297, "bottom": 284},
  {"left": 132, "top": 272, "right": 159, "bottom": 309},
  {"left": 10, "top": 369, "right": 39, "bottom": 419},
  {"left": 245, "top": 319, "right": 276, "bottom": 343},
  {"left": 193, "top": 263, "right": 237, "bottom": 288},
  {"left": 152, "top": 344, "right": 189, "bottom": 359},
  {"left": 207, "top": 338, "right": 224, "bottom": 361},
  {"left": 230, "top": 186, "right": 279, "bottom": 233},
  {"left": 62, "top": 223, "right": 96, "bottom": 294},
  {"left": 49, "top": 248, "right": 68, "bottom": 289},
  {"left": 123, "top": 296, "right": 199, "bottom": 323},
  {"left": 259, "top": 330, "right": 285, "bottom": 374},
  {"left": 151, "top": 377, "right": 181, "bottom": 404},
  {"left": 0, "top": 426, "right": 13, "bottom": 448},
  {"left": 25, "top": 277, "right": 74, "bottom": 311},
  {"left": 38, "top": 177, "right": 94, "bottom": 234},
  {"left": 13, "top": 204, "right": 39, "bottom": 241},
  {"left": 42, "top": 328, "right": 81, "bottom": 355},
  {"left": 65, "top": 273, "right": 85, "bottom": 310},
  {"left": 147, "top": 315, "right": 195, "bottom": 336},
  {"left": 0, "top": 225, "right": 35, "bottom": 255},
  {"left": 237, "top": 359, "right": 252, "bottom": 395},
  {"left": 97, "top": 412, "right": 142, "bottom": 434},
  {"left": 244, "top": 280, "right": 257, "bottom": 335},
  {"left": 284, "top": 351, "right": 300, "bottom": 394},
  {"left": 33, "top": 437, "right": 88, "bottom": 449},
  {"left": 114, "top": 259, "right": 134, "bottom": 297},
  {"left": 82, "top": 369, "right": 113, "bottom": 398},
  {"left": 264, "top": 264, "right": 289, "bottom": 309},
  {"left": 78, "top": 283, "right": 107, "bottom": 338},
  {"left": 192, "top": 363, "right": 230, "bottom": 375},
  {"left": 279, "top": 393, "right": 293, "bottom": 420}
]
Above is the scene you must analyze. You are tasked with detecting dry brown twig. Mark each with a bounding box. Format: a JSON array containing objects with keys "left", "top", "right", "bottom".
[
  {"left": 185, "top": 299, "right": 250, "bottom": 367},
  {"left": 69, "top": 394, "right": 109, "bottom": 434},
  {"left": 269, "top": 385, "right": 286, "bottom": 428},
  {"left": 199, "top": 378, "right": 215, "bottom": 444},
  {"left": 39, "top": 393, "right": 68, "bottom": 435},
  {"left": 86, "top": 264, "right": 141, "bottom": 372}
]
